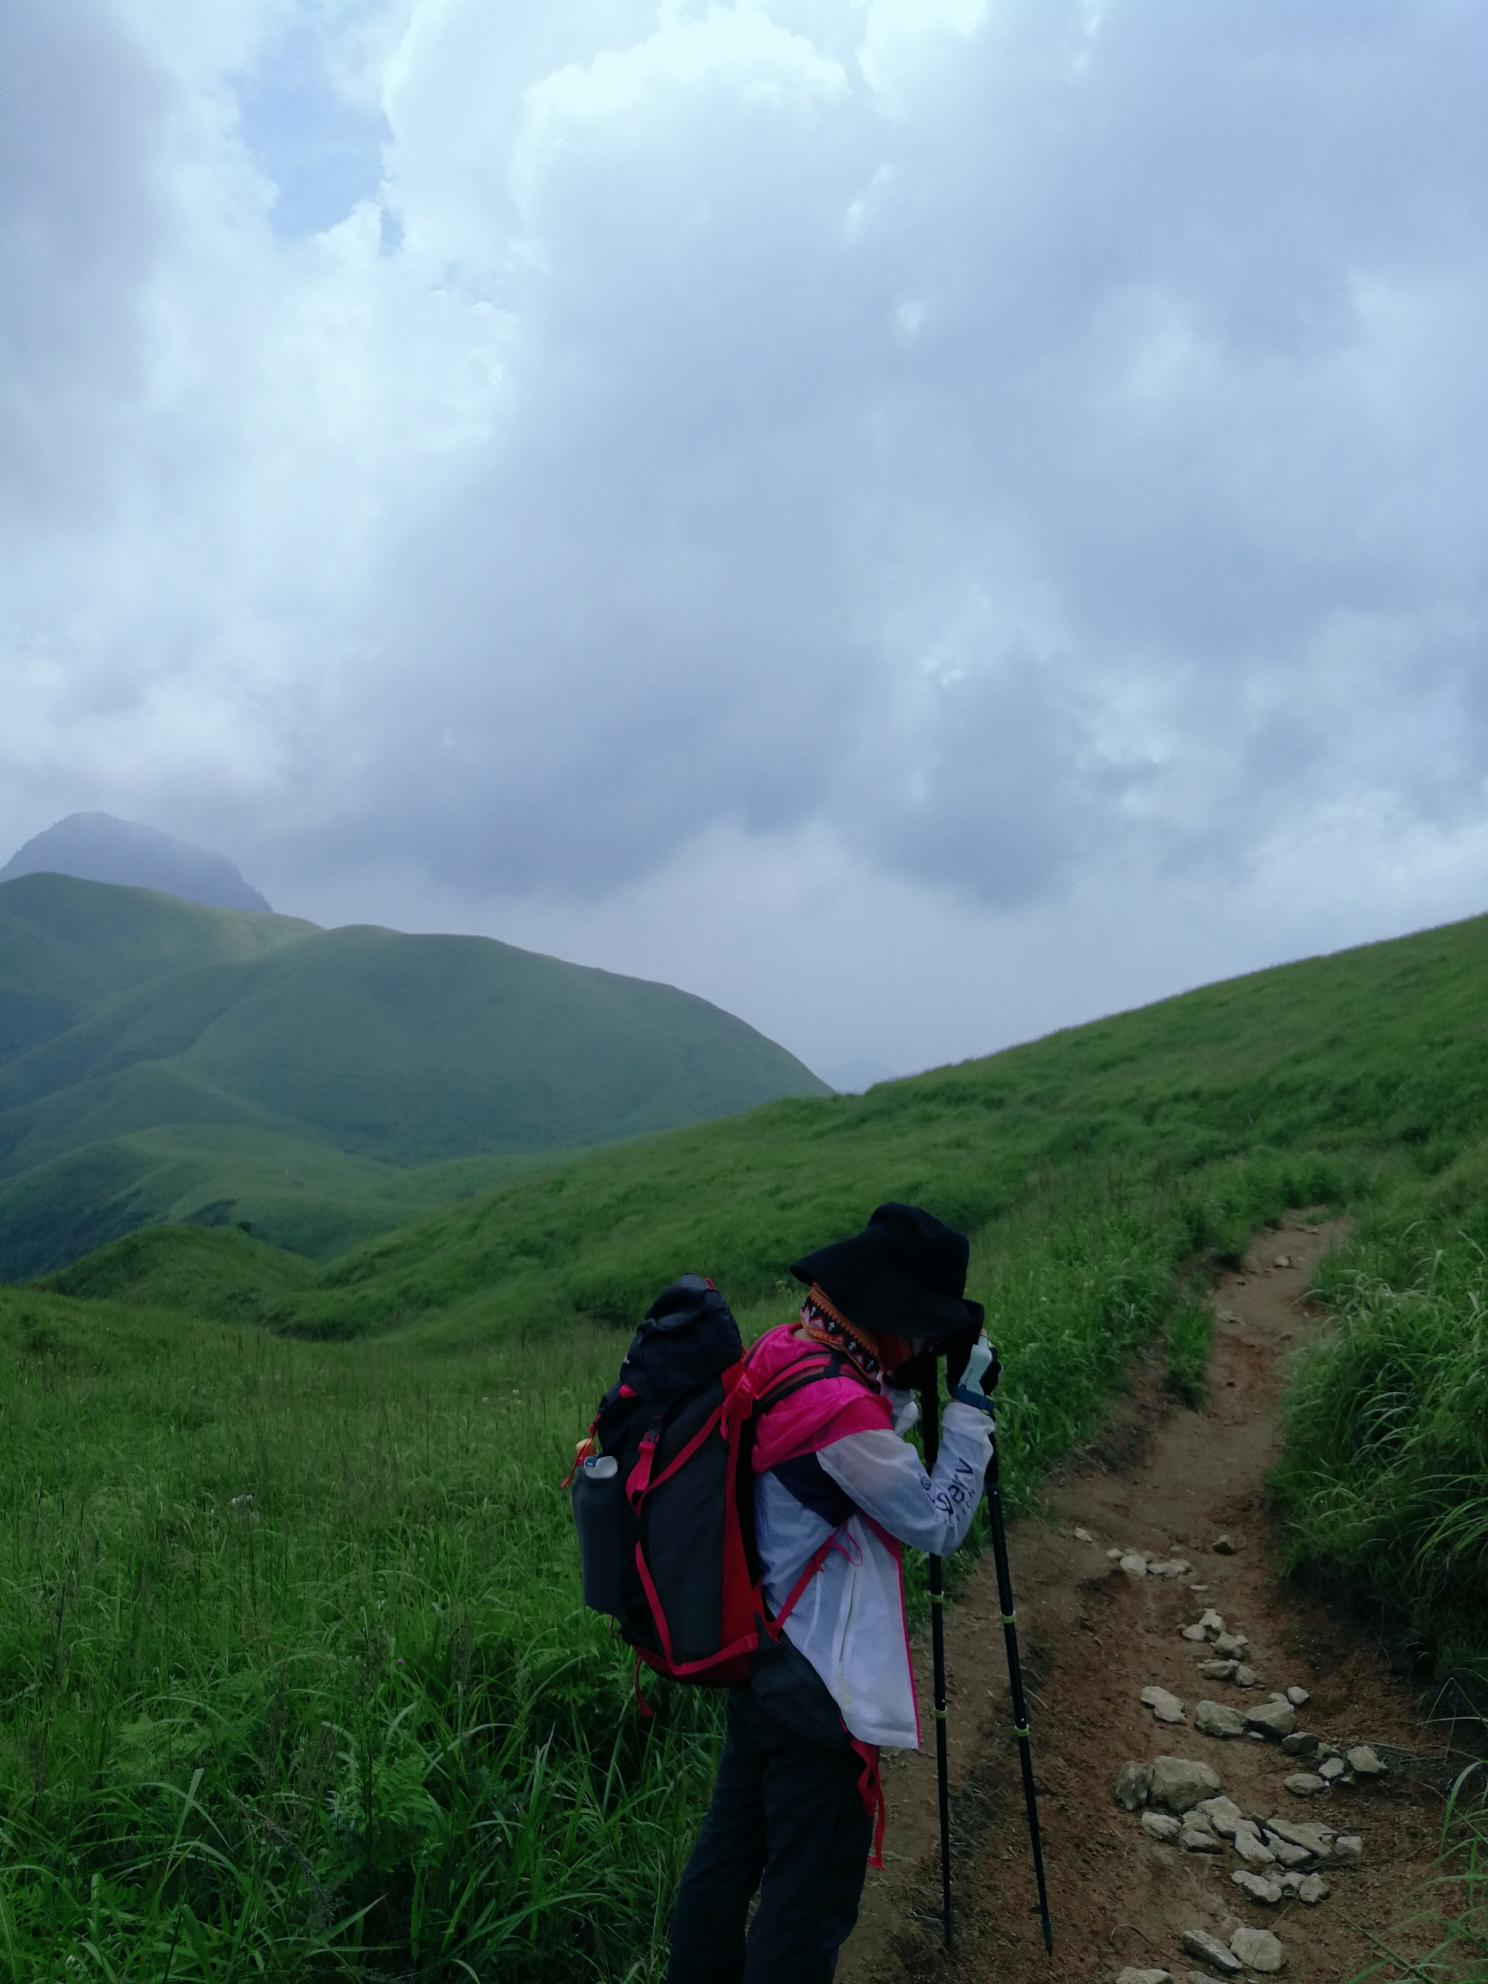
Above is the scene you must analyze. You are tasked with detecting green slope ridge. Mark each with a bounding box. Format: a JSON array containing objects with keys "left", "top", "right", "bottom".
[
  {"left": 55, "top": 908, "right": 1488, "bottom": 1343},
  {"left": 0, "top": 1127, "right": 581, "bottom": 1272},
  {"left": 0, "top": 874, "right": 829, "bottom": 1277},
  {"left": 0, "top": 871, "right": 315, "bottom": 1056}
]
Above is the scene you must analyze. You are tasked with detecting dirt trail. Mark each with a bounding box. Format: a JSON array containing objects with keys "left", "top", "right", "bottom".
[{"left": 842, "top": 1220, "right": 1472, "bottom": 1984}]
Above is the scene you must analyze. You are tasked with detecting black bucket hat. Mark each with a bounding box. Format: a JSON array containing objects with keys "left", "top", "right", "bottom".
[{"left": 790, "top": 1202, "right": 984, "bottom": 1344}]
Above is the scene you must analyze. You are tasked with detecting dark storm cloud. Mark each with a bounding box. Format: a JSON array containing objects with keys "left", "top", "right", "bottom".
[{"left": 0, "top": 0, "right": 170, "bottom": 524}]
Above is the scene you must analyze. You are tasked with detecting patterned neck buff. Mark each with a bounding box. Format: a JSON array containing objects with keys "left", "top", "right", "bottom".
[{"left": 798, "top": 1284, "right": 913, "bottom": 1383}]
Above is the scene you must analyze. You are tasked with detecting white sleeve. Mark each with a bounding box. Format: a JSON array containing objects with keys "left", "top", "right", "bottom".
[{"left": 815, "top": 1399, "right": 991, "bottom": 1556}]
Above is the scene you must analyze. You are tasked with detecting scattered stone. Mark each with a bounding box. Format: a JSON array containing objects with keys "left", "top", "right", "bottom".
[
  {"left": 1246, "top": 1699, "right": 1297, "bottom": 1740},
  {"left": 1150, "top": 1558, "right": 1193, "bottom": 1577},
  {"left": 1211, "top": 1631, "right": 1248, "bottom": 1657},
  {"left": 1182, "top": 1608, "right": 1226, "bottom": 1641},
  {"left": 1141, "top": 1809, "right": 1182, "bottom": 1842},
  {"left": 1274, "top": 1255, "right": 1292, "bottom": 1269},
  {"left": 1115, "top": 1761, "right": 1154, "bottom": 1810},
  {"left": 1265, "top": 1817, "right": 1335, "bottom": 1858},
  {"left": 1229, "top": 1925, "right": 1287, "bottom": 1972},
  {"left": 1286, "top": 1685, "right": 1310, "bottom": 1707},
  {"left": 1189, "top": 1583, "right": 1210, "bottom": 1593},
  {"left": 1121, "top": 1552, "right": 1150, "bottom": 1577},
  {"left": 1264, "top": 1835, "right": 1314, "bottom": 1869},
  {"left": 1238, "top": 1817, "right": 1285, "bottom": 1864},
  {"left": 1142, "top": 1685, "right": 1187, "bottom": 1725},
  {"left": 1181, "top": 1930, "right": 1242, "bottom": 1975},
  {"left": 1293, "top": 1873, "right": 1329, "bottom": 1904},
  {"left": 1232, "top": 1869, "right": 1283, "bottom": 1905},
  {"left": 1199, "top": 1659, "right": 1239, "bottom": 1681},
  {"left": 1150, "top": 1755, "right": 1223, "bottom": 1813},
  {"left": 1187, "top": 1974, "right": 1229, "bottom": 1984},
  {"left": 1333, "top": 1835, "right": 1363, "bottom": 1868},
  {"left": 1213, "top": 1534, "right": 1240, "bottom": 1554},
  {"left": 1347, "top": 1745, "right": 1387, "bottom": 1778},
  {"left": 1318, "top": 1756, "right": 1346, "bottom": 1782},
  {"left": 1180, "top": 1822, "right": 1223, "bottom": 1854},
  {"left": 1108, "top": 1547, "right": 1124, "bottom": 1561},
  {"left": 1231, "top": 1822, "right": 1278, "bottom": 1866},
  {"left": 1074, "top": 1526, "right": 1094, "bottom": 1541},
  {"left": 1116, "top": 1971, "right": 1172, "bottom": 1984},
  {"left": 1281, "top": 1732, "right": 1322, "bottom": 1760},
  {"left": 1234, "top": 1664, "right": 1259, "bottom": 1688},
  {"left": 1284, "top": 1773, "right": 1327, "bottom": 1798},
  {"left": 1196, "top": 1700, "right": 1247, "bottom": 1739},
  {"left": 1194, "top": 1795, "right": 1245, "bottom": 1837}
]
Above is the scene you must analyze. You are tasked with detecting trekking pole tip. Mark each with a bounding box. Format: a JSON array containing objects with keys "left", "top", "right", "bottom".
[{"left": 1040, "top": 1917, "right": 1053, "bottom": 1955}]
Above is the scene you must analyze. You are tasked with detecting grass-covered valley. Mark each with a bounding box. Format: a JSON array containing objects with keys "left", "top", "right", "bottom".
[{"left": 2, "top": 908, "right": 1486, "bottom": 1979}]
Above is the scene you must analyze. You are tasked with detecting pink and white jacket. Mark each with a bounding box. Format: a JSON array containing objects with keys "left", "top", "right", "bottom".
[{"left": 746, "top": 1325, "right": 991, "bottom": 1749}]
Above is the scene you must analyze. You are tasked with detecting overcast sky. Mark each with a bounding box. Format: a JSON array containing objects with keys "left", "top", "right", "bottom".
[{"left": 4, "top": 0, "right": 1486, "bottom": 1087}]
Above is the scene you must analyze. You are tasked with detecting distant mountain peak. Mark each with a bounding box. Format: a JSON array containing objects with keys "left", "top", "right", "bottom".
[{"left": 1, "top": 812, "right": 272, "bottom": 914}]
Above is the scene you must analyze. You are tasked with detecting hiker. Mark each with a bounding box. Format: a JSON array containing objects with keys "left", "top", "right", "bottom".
[{"left": 666, "top": 1203, "right": 996, "bottom": 1984}]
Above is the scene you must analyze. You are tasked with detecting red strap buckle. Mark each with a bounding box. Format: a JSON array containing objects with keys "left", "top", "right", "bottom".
[{"left": 626, "top": 1429, "right": 659, "bottom": 1511}]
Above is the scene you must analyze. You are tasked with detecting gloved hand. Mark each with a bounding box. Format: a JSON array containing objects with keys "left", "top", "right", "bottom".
[
  {"left": 963, "top": 1333, "right": 1001, "bottom": 1396},
  {"left": 948, "top": 1333, "right": 1007, "bottom": 1412}
]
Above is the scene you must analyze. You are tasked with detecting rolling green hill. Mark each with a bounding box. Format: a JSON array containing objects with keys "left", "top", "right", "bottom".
[
  {"left": 54, "top": 907, "right": 1488, "bottom": 1342},
  {"left": 0, "top": 873, "right": 829, "bottom": 1276},
  {"left": 0, "top": 867, "right": 315, "bottom": 1056}
]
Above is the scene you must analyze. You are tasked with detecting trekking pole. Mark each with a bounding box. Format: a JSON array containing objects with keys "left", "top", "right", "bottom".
[
  {"left": 983, "top": 1392, "right": 1053, "bottom": 1954},
  {"left": 918, "top": 1367, "right": 954, "bottom": 1950}
]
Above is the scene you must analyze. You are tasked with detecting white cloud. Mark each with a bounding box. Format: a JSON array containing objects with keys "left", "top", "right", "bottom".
[{"left": 3, "top": 0, "right": 1487, "bottom": 1075}]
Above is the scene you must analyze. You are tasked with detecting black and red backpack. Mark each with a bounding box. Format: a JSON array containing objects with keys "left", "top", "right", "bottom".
[{"left": 566, "top": 1274, "right": 868, "bottom": 1691}]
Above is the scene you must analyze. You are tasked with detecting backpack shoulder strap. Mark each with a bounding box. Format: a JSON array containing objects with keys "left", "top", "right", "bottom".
[{"left": 745, "top": 1334, "right": 881, "bottom": 1428}]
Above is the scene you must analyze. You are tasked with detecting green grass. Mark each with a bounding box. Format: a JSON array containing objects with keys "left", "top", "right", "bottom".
[
  {"left": 0, "top": 1164, "right": 1234, "bottom": 1982},
  {"left": 0, "top": 1287, "right": 713, "bottom": 1981},
  {"left": 1346, "top": 1766, "right": 1488, "bottom": 1983},
  {"left": 0, "top": 874, "right": 829, "bottom": 1278},
  {"left": 7, "top": 906, "right": 1488, "bottom": 1977},
  {"left": 1272, "top": 1144, "right": 1488, "bottom": 1695}
]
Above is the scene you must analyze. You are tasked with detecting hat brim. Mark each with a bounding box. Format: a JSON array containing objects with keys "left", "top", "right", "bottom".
[{"left": 790, "top": 1240, "right": 983, "bottom": 1344}]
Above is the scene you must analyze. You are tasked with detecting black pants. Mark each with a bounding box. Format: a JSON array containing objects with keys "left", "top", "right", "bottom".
[{"left": 667, "top": 1684, "right": 874, "bottom": 1984}]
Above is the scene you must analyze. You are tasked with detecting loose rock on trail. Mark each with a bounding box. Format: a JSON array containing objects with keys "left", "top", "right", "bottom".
[{"left": 839, "top": 1222, "right": 1469, "bottom": 1984}]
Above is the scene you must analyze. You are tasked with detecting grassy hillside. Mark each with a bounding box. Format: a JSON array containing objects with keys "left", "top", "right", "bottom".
[
  {"left": 2, "top": 1169, "right": 1252, "bottom": 1981},
  {"left": 63, "top": 907, "right": 1488, "bottom": 1340},
  {"left": 7, "top": 910, "right": 1488, "bottom": 1981},
  {"left": 0, "top": 869, "right": 314, "bottom": 1057},
  {"left": 0, "top": 1124, "right": 579, "bottom": 1269},
  {"left": 0, "top": 874, "right": 829, "bottom": 1276}
]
